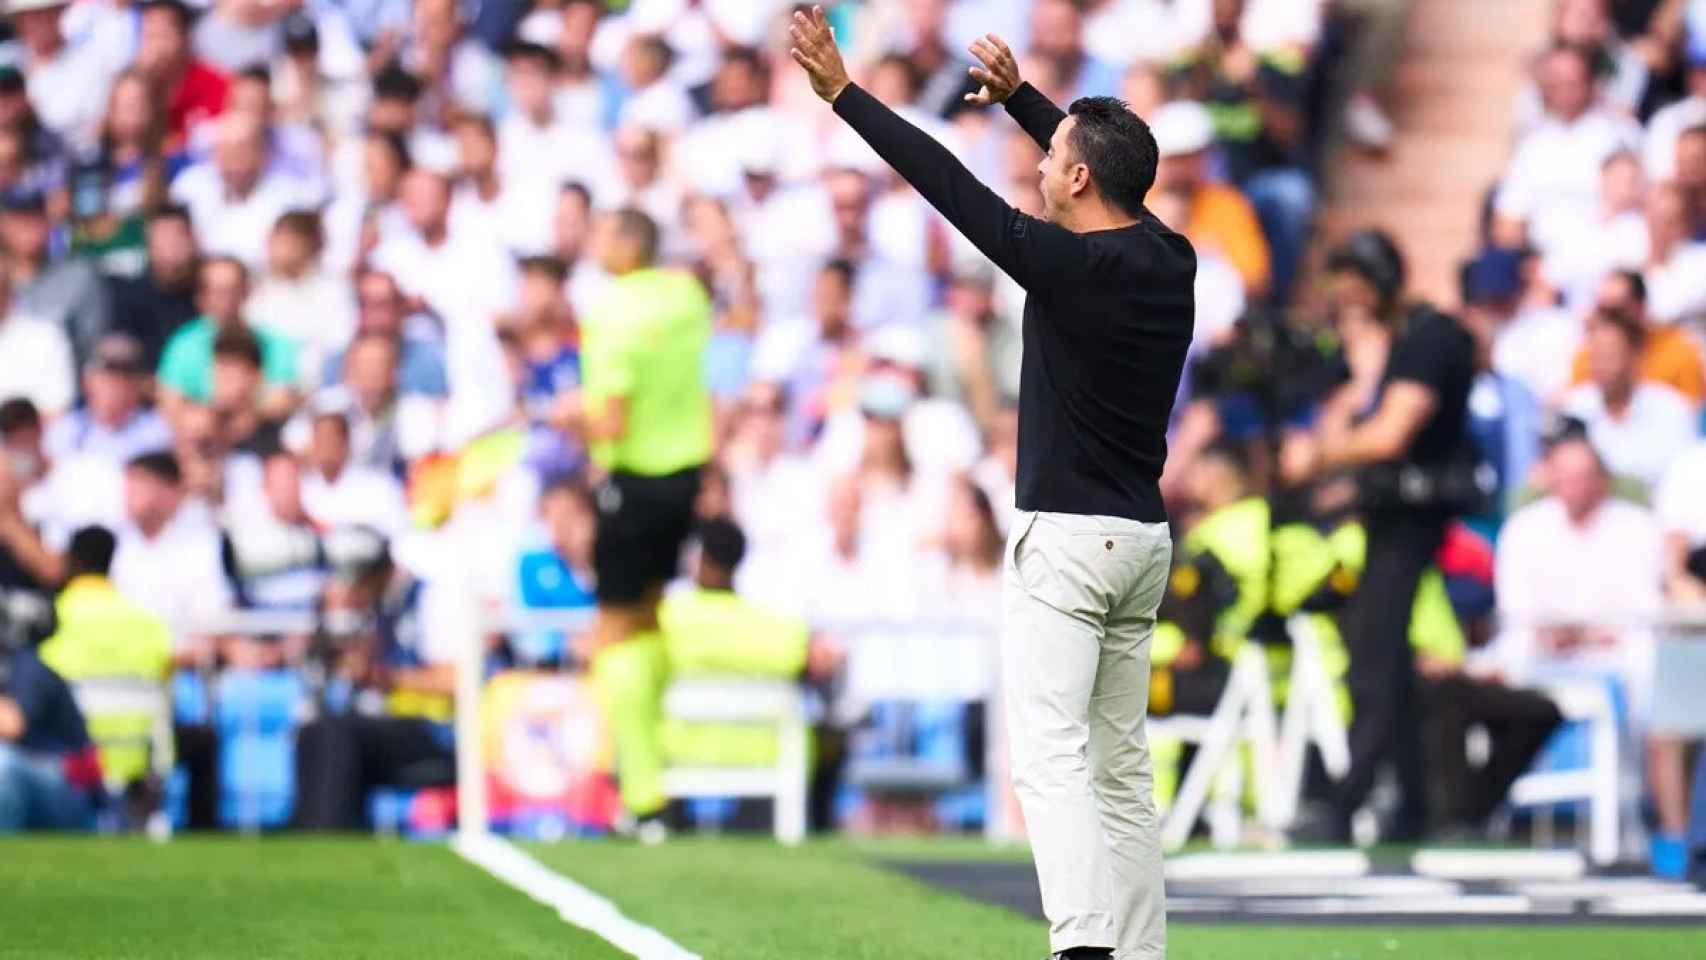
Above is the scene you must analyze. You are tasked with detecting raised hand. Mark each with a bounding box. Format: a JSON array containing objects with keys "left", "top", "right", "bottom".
[
  {"left": 965, "top": 33, "right": 1022, "bottom": 106},
  {"left": 788, "top": 5, "right": 851, "bottom": 104}
]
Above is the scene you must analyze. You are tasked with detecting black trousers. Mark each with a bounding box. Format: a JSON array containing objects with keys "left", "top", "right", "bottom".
[
  {"left": 1422, "top": 675, "right": 1563, "bottom": 828},
  {"left": 1332, "top": 509, "right": 1449, "bottom": 832},
  {"left": 291, "top": 714, "right": 454, "bottom": 831},
  {"left": 173, "top": 723, "right": 219, "bottom": 831}
]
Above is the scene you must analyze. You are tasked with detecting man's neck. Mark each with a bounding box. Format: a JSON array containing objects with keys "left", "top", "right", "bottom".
[
  {"left": 224, "top": 173, "right": 261, "bottom": 202},
  {"left": 94, "top": 406, "right": 134, "bottom": 431},
  {"left": 1564, "top": 499, "right": 1603, "bottom": 529},
  {"left": 1602, "top": 380, "right": 1635, "bottom": 417},
  {"left": 420, "top": 222, "right": 448, "bottom": 247},
  {"left": 1055, "top": 201, "right": 1141, "bottom": 235}
]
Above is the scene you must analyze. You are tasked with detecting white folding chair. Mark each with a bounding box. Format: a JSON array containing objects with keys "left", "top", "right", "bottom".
[
  {"left": 1506, "top": 679, "right": 1621, "bottom": 866},
  {"left": 1153, "top": 642, "right": 1278, "bottom": 850},
  {"left": 658, "top": 678, "right": 809, "bottom": 845},
  {"left": 1267, "top": 614, "right": 1352, "bottom": 830}
]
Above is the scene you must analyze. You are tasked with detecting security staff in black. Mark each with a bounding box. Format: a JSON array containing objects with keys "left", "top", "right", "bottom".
[
  {"left": 1297, "top": 230, "right": 1476, "bottom": 843},
  {"left": 791, "top": 10, "right": 1193, "bottom": 959}
]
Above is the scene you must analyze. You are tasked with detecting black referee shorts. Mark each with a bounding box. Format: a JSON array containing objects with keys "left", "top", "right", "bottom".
[{"left": 592, "top": 466, "right": 701, "bottom": 605}]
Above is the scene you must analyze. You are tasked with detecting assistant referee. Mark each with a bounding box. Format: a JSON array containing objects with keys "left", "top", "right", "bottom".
[
  {"left": 791, "top": 8, "right": 1194, "bottom": 959},
  {"left": 568, "top": 207, "right": 712, "bottom": 839}
]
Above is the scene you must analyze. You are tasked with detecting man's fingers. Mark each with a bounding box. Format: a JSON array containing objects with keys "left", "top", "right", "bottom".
[
  {"left": 968, "top": 66, "right": 995, "bottom": 87},
  {"left": 812, "top": 3, "right": 830, "bottom": 30},
  {"left": 988, "top": 33, "right": 1015, "bottom": 61},
  {"left": 968, "top": 40, "right": 1000, "bottom": 71}
]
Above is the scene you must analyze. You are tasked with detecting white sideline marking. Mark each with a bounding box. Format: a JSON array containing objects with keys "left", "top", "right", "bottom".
[
  {"left": 452, "top": 832, "right": 701, "bottom": 960},
  {"left": 1411, "top": 849, "right": 1585, "bottom": 881},
  {"left": 1165, "top": 850, "right": 1370, "bottom": 881}
]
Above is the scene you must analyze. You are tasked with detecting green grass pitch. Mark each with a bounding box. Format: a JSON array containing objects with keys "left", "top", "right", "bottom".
[{"left": 0, "top": 836, "right": 1697, "bottom": 959}]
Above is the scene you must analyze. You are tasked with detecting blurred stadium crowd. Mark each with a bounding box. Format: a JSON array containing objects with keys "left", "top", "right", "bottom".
[{"left": 0, "top": 0, "right": 1703, "bottom": 879}]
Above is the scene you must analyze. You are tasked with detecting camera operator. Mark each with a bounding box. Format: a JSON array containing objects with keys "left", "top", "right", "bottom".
[
  {"left": 1289, "top": 230, "right": 1477, "bottom": 843},
  {"left": 1, "top": 567, "right": 100, "bottom": 833},
  {"left": 254, "top": 528, "right": 460, "bottom": 831}
]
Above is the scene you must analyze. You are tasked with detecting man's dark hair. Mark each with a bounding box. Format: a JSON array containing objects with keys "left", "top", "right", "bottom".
[
  {"left": 1590, "top": 307, "right": 1645, "bottom": 348},
  {"left": 272, "top": 209, "right": 324, "bottom": 254},
  {"left": 720, "top": 46, "right": 766, "bottom": 78},
  {"left": 1065, "top": 96, "right": 1158, "bottom": 219},
  {"left": 630, "top": 34, "right": 674, "bottom": 72},
  {"left": 0, "top": 397, "right": 40, "bottom": 436},
  {"left": 520, "top": 255, "right": 569, "bottom": 284},
  {"left": 452, "top": 110, "right": 497, "bottom": 141},
  {"left": 373, "top": 66, "right": 424, "bottom": 103},
  {"left": 127, "top": 450, "right": 183, "bottom": 486},
  {"left": 1607, "top": 268, "right": 1647, "bottom": 306},
  {"left": 148, "top": 203, "right": 193, "bottom": 229},
  {"left": 1198, "top": 439, "right": 1250, "bottom": 480},
  {"left": 140, "top": 0, "right": 195, "bottom": 33},
  {"left": 212, "top": 326, "right": 264, "bottom": 369},
  {"left": 697, "top": 518, "right": 747, "bottom": 573},
  {"left": 820, "top": 257, "right": 857, "bottom": 289},
  {"left": 560, "top": 181, "right": 593, "bottom": 208},
  {"left": 612, "top": 207, "right": 660, "bottom": 265},
  {"left": 236, "top": 64, "right": 271, "bottom": 87},
  {"left": 504, "top": 39, "right": 562, "bottom": 71},
  {"left": 66, "top": 526, "right": 117, "bottom": 579},
  {"left": 874, "top": 53, "right": 922, "bottom": 100}
]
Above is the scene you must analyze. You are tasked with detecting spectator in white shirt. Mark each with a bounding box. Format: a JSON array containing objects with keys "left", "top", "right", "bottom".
[
  {"left": 9, "top": 0, "right": 112, "bottom": 152},
  {"left": 1540, "top": 148, "right": 1648, "bottom": 306},
  {"left": 1562, "top": 308, "right": 1698, "bottom": 488},
  {"left": 724, "top": 381, "right": 825, "bottom": 607},
  {"left": 610, "top": 126, "right": 683, "bottom": 244},
  {"left": 1655, "top": 437, "right": 1706, "bottom": 600},
  {"left": 1643, "top": 46, "right": 1706, "bottom": 182},
  {"left": 244, "top": 210, "right": 356, "bottom": 391},
  {"left": 496, "top": 41, "right": 616, "bottom": 204},
  {"left": 169, "top": 111, "right": 324, "bottom": 271},
  {"left": 1620, "top": 181, "right": 1706, "bottom": 324},
  {"left": 0, "top": 267, "right": 74, "bottom": 419},
  {"left": 289, "top": 333, "right": 443, "bottom": 474},
  {"left": 111, "top": 450, "right": 232, "bottom": 657},
  {"left": 370, "top": 165, "right": 518, "bottom": 332},
  {"left": 43, "top": 334, "right": 171, "bottom": 467},
  {"left": 617, "top": 32, "right": 694, "bottom": 134},
  {"left": 322, "top": 128, "right": 412, "bottom": 276},
  {"left": 1678, "top": 124, "right": 1706, "bottom": 240},
  {"left": 1492, "top": 435, "right": 1686, "bottom": 850},
  {"left": 823, "top": 168, "right": 933, "bottom": 330},
  {"left": 298, "top": 409, "right": 409, "bottom": 538},
  {"left": 1517, "top": 0, "right": 1653, "bottom": 133},
  {"left": 403, "top": 0, "right": 502, "bottom": 121},
  {"left": 221, "top": 66, "right": 327, "bottom": 190},
  {"left": 1493, "top": 43, "right": 1641, "bottom": 254},
  {"left": 447, "top": 112, "right": 555, "bottom": 258}
]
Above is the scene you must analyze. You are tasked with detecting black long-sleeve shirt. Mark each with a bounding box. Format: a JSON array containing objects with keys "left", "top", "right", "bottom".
[{"left": 833, "top": 82, "right": 1195, "bottom": 523}]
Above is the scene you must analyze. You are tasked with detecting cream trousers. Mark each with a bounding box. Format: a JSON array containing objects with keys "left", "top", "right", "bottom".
[{"left": 1002, "top": 510, "right": 1172, "bottom": 959}]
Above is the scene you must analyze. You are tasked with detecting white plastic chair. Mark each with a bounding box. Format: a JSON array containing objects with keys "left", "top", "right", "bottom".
[
  {"left": 1505, "top": 679, "right": 1621, "bottom": 866},
  {"left": 657, "top": 678, "right": 809, "bottom": 845},
  {"left": 1153, "top": 642, "right": 1279, "bottom": 850}
]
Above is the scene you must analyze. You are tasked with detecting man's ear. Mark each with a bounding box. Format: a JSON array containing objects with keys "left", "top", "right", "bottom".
[{"left": 1069, "top": 162, "right": 1093, "bottom": 199}]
